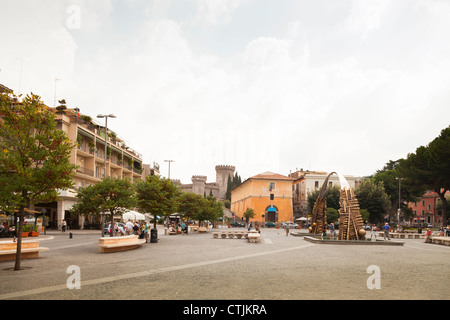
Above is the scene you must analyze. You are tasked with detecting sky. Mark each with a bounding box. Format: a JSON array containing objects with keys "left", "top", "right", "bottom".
[{"left": 1, "top": 0, "right": 449, "bottom": 184}]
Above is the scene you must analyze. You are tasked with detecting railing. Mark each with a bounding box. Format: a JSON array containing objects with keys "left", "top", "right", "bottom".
[{"left": 76, "top": 167, "right": 95, "bottom": 177}]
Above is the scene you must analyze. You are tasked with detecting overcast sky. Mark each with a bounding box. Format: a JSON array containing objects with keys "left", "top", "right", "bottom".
[{"left": 1, "top": 0, "right": 449, "bottom": 184}]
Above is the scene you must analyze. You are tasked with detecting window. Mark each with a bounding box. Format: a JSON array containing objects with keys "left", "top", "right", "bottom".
[
  {"left": 269, "top": 182, "right": 276, "bottom": 191},
  {"left": 270, "top": 194, "right": 274, "bottom": 200},
  {"left": 315, "top": 181, "right": 319, "bottom": 188}
]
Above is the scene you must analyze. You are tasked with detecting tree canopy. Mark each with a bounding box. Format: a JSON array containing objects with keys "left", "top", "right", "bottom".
[
  {"left": 134, "top": 175, "right": 180, "bottom": 228},
  {"left": 70, "top": 177, "right": 136, "bottom": 235},
  {"left": 0, "top": 92, "right": 76, "bottom": 270},
  {"left": 397, "top": 126, "right": 450, "bottom": 224}
]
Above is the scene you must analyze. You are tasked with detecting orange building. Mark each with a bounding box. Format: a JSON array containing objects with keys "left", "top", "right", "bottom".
[{"left": 230, "top": 172, "right": 294, "bottom": 224}]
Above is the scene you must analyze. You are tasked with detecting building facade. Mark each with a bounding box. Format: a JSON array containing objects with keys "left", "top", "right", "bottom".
[
  {"left": 230, "top": 171, "right": 294, "bottom": 224},
  {"left": 174, "top": 165, "right": 235, "bottom": 201},
  {"left": 289, "top": 169, "right": 361, "bottom": 220},
  {"left": 408, "top": 190, "right": 448, "bottom": 227},
  {"left": 35, "top": 108, "right": 158, "bottom": 230}
]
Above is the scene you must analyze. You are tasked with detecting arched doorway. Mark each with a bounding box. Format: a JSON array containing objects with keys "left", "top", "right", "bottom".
[{"left": 265, "top": 205, "right": 278, "bottom": 223}]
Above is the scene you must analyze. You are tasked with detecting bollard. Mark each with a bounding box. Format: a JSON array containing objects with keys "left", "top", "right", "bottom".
[{"left": 69, "top": 232, "right": 73, "bottom": 239}]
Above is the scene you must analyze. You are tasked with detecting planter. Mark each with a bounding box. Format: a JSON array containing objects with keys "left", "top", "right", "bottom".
[
  {"left": 30, "top": 231, "right": 40, "bottom": 237},
  {"left": 22, "top": 232, "right": 29, "bottom": 238}
]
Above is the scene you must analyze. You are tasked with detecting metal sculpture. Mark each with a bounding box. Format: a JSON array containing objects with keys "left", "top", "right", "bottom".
[
  {"left": 338, "top": 187, "right": 366, "bottom": 240},
  {"left": 309, "top": 172, "right": 335, "bottom": 235},
  {"left": 309, "top": 171, "right": 366, "bottom": 241}
]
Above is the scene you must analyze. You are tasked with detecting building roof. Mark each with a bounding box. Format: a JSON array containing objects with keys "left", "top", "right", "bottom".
[{"left": 249, "top": 171, "right": 295, "bottom": 181}]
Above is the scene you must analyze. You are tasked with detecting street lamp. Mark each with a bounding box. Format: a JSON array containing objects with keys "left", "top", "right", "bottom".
[
  {"left": 396, "top": 177, "right": 403, "bottom": 225},
  {"left": 165, "top": 160, "right": 174, "bottom": 179},
  {"left": 97, "top": 114, "right": 116, "bottom": 237},
  {"left": 97, "top": 114, "right": 116, "bottom": 178}
]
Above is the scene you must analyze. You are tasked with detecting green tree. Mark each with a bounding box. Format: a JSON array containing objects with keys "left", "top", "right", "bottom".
[
  {"left": 243, "top": 208, "right": 256, "bottom": 224},
  {"left": 355, "top": 179, "right": 390, "bottom": 223},
  {"left": 226, "top": 172, "right": 242, "bottom": 201},
  {"left": 134, "top": 175, "right": 180, "bottom": 229},
  {"left": 372, "top": 160, "right": 420, "bottom": 219},
  {"left": 398, "top": 126, "right": 450, "bottom": 224},
  {"left": 177, "top": 192, "right": 204, "bottom": 222},
  {"left": 70, "top": 177, "right": 135, "bottom": 236},
  {"left": 326, "top": 207, "right": 339, "bottom": 224},
  {"left": 0, "top": 92, "right": 76, "bottom": 271},
  {"left": 195, "top": 196, "right": 224, "bottom": 227},
  {"left": 307, "top": 186, "right": 340, "bottom": 213}
]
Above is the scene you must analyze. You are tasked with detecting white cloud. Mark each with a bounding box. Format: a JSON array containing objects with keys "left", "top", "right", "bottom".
[{"left": 1, "top": 0, "right": 450, "bottom": 182}]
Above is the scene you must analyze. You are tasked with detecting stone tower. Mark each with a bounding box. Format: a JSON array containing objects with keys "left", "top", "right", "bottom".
[
  {"left": 215, "top": 165, "right": 236, "bottom": 200},
  {"left": 191, "top": 175, "right": 207, "bottom": 196}
]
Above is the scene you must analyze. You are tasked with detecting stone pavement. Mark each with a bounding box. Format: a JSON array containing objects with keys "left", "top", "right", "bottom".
[{"left": 0, "top": 226, "right": 449, "bottom": 300}]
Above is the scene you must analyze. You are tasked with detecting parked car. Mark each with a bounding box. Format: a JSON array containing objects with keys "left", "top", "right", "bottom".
[
  {"left": 103, "top": 222, "right": 125, "bottom": 235},
  {"left": 281, "top": 221, "right": 298, "bottom": 229},
  {"left": 230, "top": 221, "right": 245, "bottom": 227},
  {"left": 265, "top": 222, "right": 277, "bottom": 228}
]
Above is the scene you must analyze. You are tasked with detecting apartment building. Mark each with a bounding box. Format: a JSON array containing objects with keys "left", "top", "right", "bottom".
[{"left": 37, "top": 107, "right": 158, "bottom": 230}]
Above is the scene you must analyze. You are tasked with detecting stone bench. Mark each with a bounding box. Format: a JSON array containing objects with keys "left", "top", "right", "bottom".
[
  {"left": 378, "top": 232, "right": 425, "bottom": 239},
  {"left": 212, "top": 230, "right": 248, "bottom": 239},
  {"left": 248, "top": 232, "right": 261, "bottom": 243},
  {"left": 98, "top": 235, "right": 146, "bottom": 253},
  {"left": 212, "top": 230, "right": 261, "bottom": 243},
  {"left": 431, "top": 236, "right": 450, "bottom": 246},
  {"left": 0, "top": 240, "right": 49, "bottom": 261}
]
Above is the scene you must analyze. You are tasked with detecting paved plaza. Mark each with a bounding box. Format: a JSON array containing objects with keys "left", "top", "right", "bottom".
[{"left": 0, "top": 226, "right": 449, "bottom": 301}]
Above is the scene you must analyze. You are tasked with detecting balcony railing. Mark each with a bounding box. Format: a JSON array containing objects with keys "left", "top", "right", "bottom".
[{"left": 76, "top": 167, "right": 95, "bottom": 177}]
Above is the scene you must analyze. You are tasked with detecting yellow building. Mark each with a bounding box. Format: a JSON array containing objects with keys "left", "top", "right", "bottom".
[{"left": 230, "top": 172, "right": 294, "bottom": 225}]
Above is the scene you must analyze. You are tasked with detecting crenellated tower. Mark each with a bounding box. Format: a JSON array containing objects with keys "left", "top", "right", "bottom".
[
  {"left": 215, "top": 165, "right": 236, "bottom": 200},
  {"left": 192, "top": 175, "right": 207, "bottom": 196}
]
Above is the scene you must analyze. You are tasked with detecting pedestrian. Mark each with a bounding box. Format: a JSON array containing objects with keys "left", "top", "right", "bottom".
[
  {"left": 439, "top": 225, "right": 444, "bottom": 237},
  {"left": 181, "top": 222, "right": 186, "bottom": 235},
  {"left": 125, "top": 220, "right": 134, "bottom": 235},
  {"left": 143, "top": 221, "right": 150, "bottom": 242},
  {"left": 285, "top": 224, "right": 289, "bottom": 236},
  {"left": 424, "top": 228, "right": 432, "bottom": 243},
  {"left": 329, "top": 223, "right": 336, "bottom": 239},
  {"left": 248, "top": 222, "right": 252, "bottom": 232},
  {"left": 382, "top": 223, "right": 391, "bottom": 240},
  {"left": 446, "top": 225, "right": 450, "bottom": 237},
  {"left": 371, "top": 224, "right": 377, "bottom": 241},
  {"left": 62, "top": 219, "right": 67, "bottom": 232}
]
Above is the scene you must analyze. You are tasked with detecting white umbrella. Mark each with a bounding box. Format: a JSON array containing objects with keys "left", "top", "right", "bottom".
[
  {"left": 296, "top": 217, "right": 308, "bottom": 221},
  {"left": 122, "top": 211, "right": 146, "bottom": 221}
]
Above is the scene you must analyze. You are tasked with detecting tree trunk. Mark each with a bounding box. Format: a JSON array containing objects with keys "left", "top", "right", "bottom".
[{"left": 14, "top": 208, "right": 25, "bottom": 271}]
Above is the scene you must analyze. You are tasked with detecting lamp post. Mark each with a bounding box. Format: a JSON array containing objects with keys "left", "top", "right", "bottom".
[
  {"left": 97, "top": 114, "right": 116, "bottom": 237},
  {"left": 97, "top": 114, "right": 116, "bottom": 178},
  {"left": 165, "top": 160, "right": 174, "bottom": 179},
  {"left": 396, "top": 177, "right": 403, "bottom": 225}
]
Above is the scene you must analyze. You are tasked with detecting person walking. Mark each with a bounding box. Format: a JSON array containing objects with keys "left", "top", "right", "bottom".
[
  {"left": 382, "top": 223, "right": 391, "bottom": 240},
  {"left": 371, "top": 224, "right": 377, "bottom": 241},
  {"left": 62, "top": 219, "right": 67, "bottom": 232}
]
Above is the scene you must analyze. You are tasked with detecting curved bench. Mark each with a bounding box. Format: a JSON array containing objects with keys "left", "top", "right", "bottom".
[
  {"left": 98, "top": 235, "right": 145, "bottom": 253},
  {"left": 0, "top": 240, "right": 49, "bottom": 261}
]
